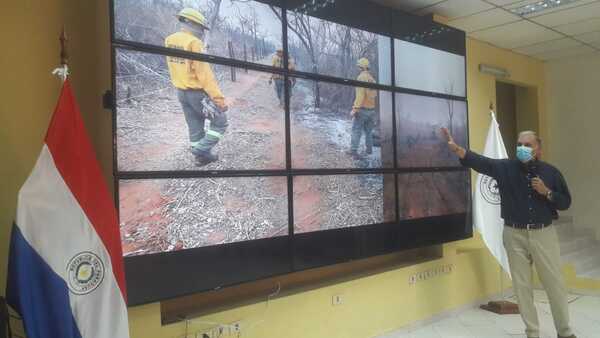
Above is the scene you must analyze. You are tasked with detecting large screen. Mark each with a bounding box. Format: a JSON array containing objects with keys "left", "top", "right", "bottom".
[
  {"left": 394, "top": 39, "right": 466, "bottom": 97},
  {"left": 114, "top": 0, "right": 283, "bottom": 68},
  {"left": 290, "top": 80, "right": 394, "bottom": 169},
  {"left": 395, "top": 93, "right": 468, "bottom": 168},
  {"left": 119, "top": 177, "right": 288, "bottom": 256},
  {"left": 112, "top": 0, "right": 471, "bottom": 305},
  {"left": 293, "top": 174, "right": 396, "bottom": 233},
  {"left": 286, "top": 10, "right": 392, "bottom": 85}
]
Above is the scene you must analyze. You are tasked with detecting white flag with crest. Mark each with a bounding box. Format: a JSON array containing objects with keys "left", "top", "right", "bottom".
[{"left": 474, "top": 112, "right": 511, "bottom": 277}]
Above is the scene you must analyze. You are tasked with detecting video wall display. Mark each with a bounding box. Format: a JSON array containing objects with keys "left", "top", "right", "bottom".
[
  {"left": 395, "top": 93, "right": 468, "bottom": 168},
  {"left": 290, "top": 80, "right": 394, "bottom": 169},
  {"left": 394, "top": 39, "right": 466, "bottom": 97},
  {"left": 119, "top": 177, "right": 288, "bottom": 256},
  {"left": 115, "top": 48, "right": 287, "bottom": 171},
  {"left": 114, "top": 0, "right": 283, "bottom": 68},
  {"left": 112, "top": 0, "right": 470, "bottom": 305}
]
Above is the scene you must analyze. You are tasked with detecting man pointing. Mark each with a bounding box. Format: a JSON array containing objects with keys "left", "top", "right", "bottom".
[{"left": 442, "top": 127, "right": 575, "bottom": 338}]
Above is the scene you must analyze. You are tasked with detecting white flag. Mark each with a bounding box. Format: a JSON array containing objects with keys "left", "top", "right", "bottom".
[{"left": 473, "top": 112, "right": 511, "bottom": 277}]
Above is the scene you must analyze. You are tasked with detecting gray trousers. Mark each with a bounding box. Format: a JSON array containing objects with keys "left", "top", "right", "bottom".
[
  {"left": 274, "top": 79, "right": 292, "bottom": 104},
  {"left": 351, "top": 108, "right": 376, "bottom": 153},
  {"left": 503, "top": 225, "right": 574, "bottom": 338},
  {"left": 274, "top": 79, "right": 284, "bottom": 104},
  {"left": 177, "top": 89, "right": 228, "bottom": 153}
]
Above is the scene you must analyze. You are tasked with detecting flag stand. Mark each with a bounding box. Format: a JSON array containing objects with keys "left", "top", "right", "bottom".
[
  {"left": 480, "top": 262, "right": 519, "bottom": 314},
  {"left": 478, "top": 102, "right": 519, "bottom": 315}
]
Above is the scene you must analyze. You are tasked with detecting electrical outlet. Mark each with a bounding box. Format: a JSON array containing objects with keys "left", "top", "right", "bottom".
[
  {"left": 216, "top": 325, "right": 226, "bottom": 337},
  {"left": 231, "top": 321, "right": 242, "bottom": 333},
  {"left": 408, "top": 264, "right": 454, "bottom": 285},
  {"left": 332, "top": 294, "right": 344, "bottom": 306}
]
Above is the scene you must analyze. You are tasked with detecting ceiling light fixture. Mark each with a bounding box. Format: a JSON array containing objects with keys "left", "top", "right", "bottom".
[
  {"left": 510, "top": 0, "right": 580, "bottom": 16},
  {"left": 479, "top": 64, "right": 510, "bottom": 78}
]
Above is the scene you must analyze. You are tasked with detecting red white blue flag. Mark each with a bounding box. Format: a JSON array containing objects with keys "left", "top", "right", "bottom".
[{"left": 6, "top": 80, "right": 130, "bottom": 338}]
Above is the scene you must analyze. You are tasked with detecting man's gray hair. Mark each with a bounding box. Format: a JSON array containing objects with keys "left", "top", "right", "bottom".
[{"left": 519, "top": 130, "right": 542, "bottom": 147}]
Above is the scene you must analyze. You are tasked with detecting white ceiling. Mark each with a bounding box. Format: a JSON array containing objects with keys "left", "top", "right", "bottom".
[{"left": 372, "top": 0, "right": 600, "bottom": 61}]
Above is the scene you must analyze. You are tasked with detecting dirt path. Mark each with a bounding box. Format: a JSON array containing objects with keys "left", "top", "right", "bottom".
[{"left": 119, "top": 180, "right": 172, "bottom": 255}]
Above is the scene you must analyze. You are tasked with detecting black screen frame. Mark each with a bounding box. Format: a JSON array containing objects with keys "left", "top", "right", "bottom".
[{"left": 110, "top": 0, "right": 472, "bottom": 306}]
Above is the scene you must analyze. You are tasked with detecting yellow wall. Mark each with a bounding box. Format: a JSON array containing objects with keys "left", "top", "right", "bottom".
[
  {"left": 0, "top": 2, "right": 550, "bottom": 338},
  {"left": 0, "top": 0, "right": 108, "bottom": 291},
  {"left": 545, "top": 53, "right": 600, "bottom": 235}
]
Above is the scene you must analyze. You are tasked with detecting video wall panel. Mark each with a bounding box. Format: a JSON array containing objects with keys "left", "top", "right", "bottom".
[
  {"left": 286, "top": 11, "right": 392, "bottom": 85},
  {"left": 115, "top": 49, "right": 286, "bottom": 171},
  {"left": 395, "top": 93, "right": 468, "bottom": 168},
  {"left": 119, "top": 177, "right": 288, "bottom": 256},
  {"left": 293, "top": 174, "right": 395, "bottom": 234},
  {"left": 394, "top": 39, "right": 466, "bottom": 97},
  {"left": 289, "top": 81, "right": 394, "bottom": 169},
  {"left": 114, "top": 0, "right": 284, "bottom": 68}
]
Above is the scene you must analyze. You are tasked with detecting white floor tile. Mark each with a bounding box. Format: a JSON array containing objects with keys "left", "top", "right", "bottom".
[
  {"left": 457, "top": 308, "right": 497, "bottom": 327},
  {"left": 492, "top": 314, "right": 526, "bottom": 335},
  {"left": 407, "top": 326, "right": 442, "bottom": 338},
  {"left": 375, "top": 295, "right": 600, "bottom": 338},
  {"left": 432, "top": 318, "right": 474, "bottom": 338},
  {"left": 569, "top": 312, "right": 600, "bottom": 338},
  {"left": 466, "top": 325, "right": 512, "bottom": 338},
  {"left": 570, "top": 295, "right": 600, "bottom": 323},
  {"left": 376, "top": 330, "right": 411, "bottom": 338}
]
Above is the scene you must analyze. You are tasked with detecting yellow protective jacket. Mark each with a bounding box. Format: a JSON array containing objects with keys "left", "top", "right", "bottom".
[
  {"left": 164, "top": 31, "right": 225, "bottom": 107},
  {"left": 353, "top": 71, "right": 377, "bottom": 110},
  {"left": 271, "top": 54, "right": 295, "bottom": 80}
]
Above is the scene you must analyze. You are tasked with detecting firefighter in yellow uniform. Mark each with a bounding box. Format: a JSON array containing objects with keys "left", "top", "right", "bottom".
[
  {"left": 165, "top": 8, "right": 228, "bottom": 165},
  {"left": 269, "top": 48, "right": 296, "bottom": 108},
  {"left": 348, "top": 58, "right": 377, "bottom": 158}
]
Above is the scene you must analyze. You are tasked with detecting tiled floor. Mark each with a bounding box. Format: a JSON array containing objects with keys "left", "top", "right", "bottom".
[{"left": 377, "top": 292, "right": 600, "bottom": 338}]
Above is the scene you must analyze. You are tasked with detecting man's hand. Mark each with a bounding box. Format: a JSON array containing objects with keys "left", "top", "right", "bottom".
[
  {"left": 532, "top": 177, "right": 551, "bottom": 196},
  {"left": 350, "top": 109, "right": 357, "bottom": 118},
  {"left": 268, "top": 79, "right": 272, "bottom": 85},
  {"left": 440, "top": 127, "right": 466, "bottom": 159}
]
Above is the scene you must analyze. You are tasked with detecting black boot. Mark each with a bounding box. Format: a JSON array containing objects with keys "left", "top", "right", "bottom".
[
  {"left": 345, "top": 150, "right": 359, "bottom": 159},
  {"left": 192, "top": 148, "right": 218, "bottom": 165}
]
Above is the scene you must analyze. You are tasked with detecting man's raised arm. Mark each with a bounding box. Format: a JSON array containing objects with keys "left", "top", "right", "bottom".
[{"left": 440, "top": 127, "right": 501, "bottom": 179}]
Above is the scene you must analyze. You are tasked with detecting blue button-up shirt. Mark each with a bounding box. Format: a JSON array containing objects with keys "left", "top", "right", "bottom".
[{"left": 460, "top": 151, "right": 571, "bottom": 225}]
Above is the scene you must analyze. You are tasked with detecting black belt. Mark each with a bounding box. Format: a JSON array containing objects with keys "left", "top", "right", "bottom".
[{"left": 505, "top": 222, "right": 551, "bottom": 230}]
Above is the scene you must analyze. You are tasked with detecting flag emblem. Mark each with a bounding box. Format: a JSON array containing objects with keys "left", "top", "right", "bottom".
[
  {"left": 67, "top": 251, "right": 105, "bottom": 295},
  {"left": 480, "top": 175, "right": 500, "bottom": 205}
]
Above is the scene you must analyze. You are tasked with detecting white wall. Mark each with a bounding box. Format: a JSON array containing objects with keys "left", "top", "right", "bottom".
[{"left": 545, "top": 52, "right": 600, "bottom": 235}]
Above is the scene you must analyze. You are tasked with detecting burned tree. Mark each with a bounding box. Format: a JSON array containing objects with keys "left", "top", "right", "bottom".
[{"left": 445, "top": 81, "right": 455, "bottom": 135}]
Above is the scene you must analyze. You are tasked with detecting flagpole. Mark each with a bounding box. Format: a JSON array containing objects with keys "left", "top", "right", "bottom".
[
  {"left": 52, "top": 26, "right": 69, "bottom": 82},
  {"left": 479, "top": 102, "right": 518, "bottom": 315},
  {"left": 490, "top": 102, "right": 507, "bottom": 301}
]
